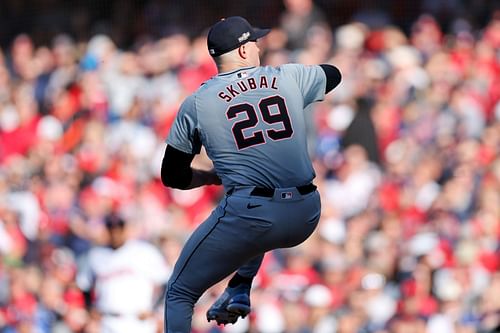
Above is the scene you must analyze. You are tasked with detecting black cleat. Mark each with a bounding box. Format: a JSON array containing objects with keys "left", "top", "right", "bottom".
[{"left": 206, "top": 284, "right": 251, "bottom": 325}]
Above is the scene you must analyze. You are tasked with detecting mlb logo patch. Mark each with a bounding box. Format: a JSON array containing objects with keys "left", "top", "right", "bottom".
[{"left": 281, "top": 192, "right": 293, "bottom": 200}]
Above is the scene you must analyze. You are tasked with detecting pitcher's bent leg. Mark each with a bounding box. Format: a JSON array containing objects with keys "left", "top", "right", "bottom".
[
  {"left": 164, "top": 196, "right": 268, "bottom": 333},
  {"left": 236, "top": 254, "right": 264, "bottom": 278},
  {"left": 164, "top": 199, "right": 229, "bottom": 333}
]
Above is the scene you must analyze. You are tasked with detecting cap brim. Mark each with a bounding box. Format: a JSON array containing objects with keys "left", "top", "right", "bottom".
[{"left": 251, "top": 28, "right": 271, "bottom": 41}]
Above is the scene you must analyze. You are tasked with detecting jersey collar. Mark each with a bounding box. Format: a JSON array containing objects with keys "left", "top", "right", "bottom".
[{"left": 218, "top": 66, "right": 256, "bottom": 77}]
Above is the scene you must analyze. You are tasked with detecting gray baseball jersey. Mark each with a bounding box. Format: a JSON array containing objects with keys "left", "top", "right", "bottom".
[{"left": 167, "top": 64, "right": 326, "bottom": 189}]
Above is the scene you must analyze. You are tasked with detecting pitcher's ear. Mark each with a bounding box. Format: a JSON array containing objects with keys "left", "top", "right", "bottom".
[{"left": 238, "top": 44, "right": 247, "bottom": 59}]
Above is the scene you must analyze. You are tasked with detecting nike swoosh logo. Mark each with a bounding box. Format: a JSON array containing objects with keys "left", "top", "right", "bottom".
[{"left": 247, "top": 203, "right": 262, "bottom": 209}]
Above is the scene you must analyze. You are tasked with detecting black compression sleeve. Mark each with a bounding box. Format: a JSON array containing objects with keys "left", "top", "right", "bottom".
[
  {"left": 319, "top": 64, "right": 342, "bottom": 94},
  {"left": 161, "top": 145, "right": 195, "bottom": 189}
]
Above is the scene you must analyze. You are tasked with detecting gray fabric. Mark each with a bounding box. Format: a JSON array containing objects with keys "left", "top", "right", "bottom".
[{"left": 167, "top": 64, "right": 326, "bottom": 189}]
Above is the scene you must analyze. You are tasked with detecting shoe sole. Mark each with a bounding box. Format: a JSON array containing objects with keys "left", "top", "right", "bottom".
[
  {"left": 207, "top": 303, "right": 251, "bottom": 326},
  {"left": 226, "top": 303, "right": 250, "bottom": 316}
]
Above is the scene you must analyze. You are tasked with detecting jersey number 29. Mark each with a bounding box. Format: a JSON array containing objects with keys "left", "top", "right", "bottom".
[{"left": 226, "top": 95, "right": 293, "bottom": 150}]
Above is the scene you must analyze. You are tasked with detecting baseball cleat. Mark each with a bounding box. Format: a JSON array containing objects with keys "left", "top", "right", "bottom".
[{"left": 206, "top": 284, "right": 251, "bottom": 325}]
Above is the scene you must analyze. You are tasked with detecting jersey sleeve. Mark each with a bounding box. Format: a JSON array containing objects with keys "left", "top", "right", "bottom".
[
  {"left": 166, "top": 95, "right": 202, "bottom": 154},
  {"left": 281, "top": 64, "right": 327, "bottom": 107}
]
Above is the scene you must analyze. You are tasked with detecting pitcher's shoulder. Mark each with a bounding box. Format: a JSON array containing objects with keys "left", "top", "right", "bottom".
[
  {"left": 261, "top": 63, "right": 310, "bottom": 76},
  {"left": 257, "top": 65, "right": 284, "bottom": 74},
  {"left": 196, "top": 75, "right": 225, "bottom": 94}
]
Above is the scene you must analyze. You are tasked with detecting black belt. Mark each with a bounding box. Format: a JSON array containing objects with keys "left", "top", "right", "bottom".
[{"left": 250, "top": 183, "right": 317, "bottom": 197}]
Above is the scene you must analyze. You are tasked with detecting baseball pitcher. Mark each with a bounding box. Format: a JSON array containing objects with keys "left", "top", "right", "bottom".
[{"left": 161, "top": 16, "right": 341, "bottom": 333}]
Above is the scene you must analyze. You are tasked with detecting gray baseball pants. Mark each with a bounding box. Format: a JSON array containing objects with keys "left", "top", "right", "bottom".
[{"left": 164, "top": 186, "right": 321, "bottom": 333}]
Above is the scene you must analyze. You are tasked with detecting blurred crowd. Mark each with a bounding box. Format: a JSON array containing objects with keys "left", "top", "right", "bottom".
[{"left": 0, "top": 0, "right": 500, "bottom": 332}]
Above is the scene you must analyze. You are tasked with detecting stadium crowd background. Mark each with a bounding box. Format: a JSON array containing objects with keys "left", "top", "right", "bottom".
[{"left": 1, "top": 0, "right": 500, "bottom": 332}]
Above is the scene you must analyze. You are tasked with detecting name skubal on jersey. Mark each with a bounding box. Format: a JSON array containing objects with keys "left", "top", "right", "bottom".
[{"left": 217, "top": 75, "right": 279, "bottom": 103}]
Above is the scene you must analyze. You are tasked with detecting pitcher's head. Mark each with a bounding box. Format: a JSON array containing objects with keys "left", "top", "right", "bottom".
[{"left": 207, "top": 16, "right": 270, "bottom": 67}]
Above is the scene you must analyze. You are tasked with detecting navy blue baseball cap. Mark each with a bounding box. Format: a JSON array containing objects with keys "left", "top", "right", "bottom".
[{"left": 207, "top": 16, "right": 270, "bottom": 57}]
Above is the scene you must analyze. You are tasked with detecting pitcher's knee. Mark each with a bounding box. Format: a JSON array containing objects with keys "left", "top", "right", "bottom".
[{"left": 165, "top": 281, "right": 202, "bottom": 310}]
